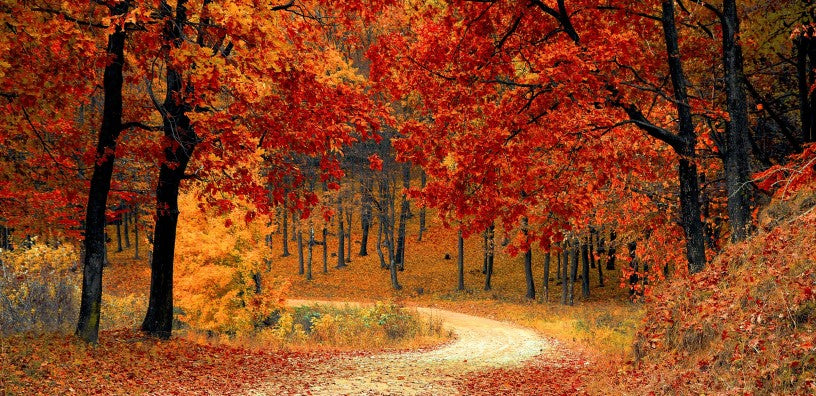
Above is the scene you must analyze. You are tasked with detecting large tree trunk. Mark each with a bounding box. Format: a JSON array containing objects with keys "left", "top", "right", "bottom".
[
  {"left": 662, "top": 0, "right": 707, "bottom": 273},
  {"left": 76, "top": 9, "right": 127, "bottom": 343},
  {"left": 457, "top": 229, "right": 465, "bottom": 291},
  {"left": 605, "top": 229, "right": 616, "bottom": 271},
  {"left": 721, "top": 0, "right": 753, "bottom": 242},
  {"left": 796, "top": 26, "right": 816, "bottom": 143},
  {"left": 569, "top": 239, "right": 578, "bottom": 306},
  {"left": 142, "top": 0, "right": 199, "bottom": 339}
]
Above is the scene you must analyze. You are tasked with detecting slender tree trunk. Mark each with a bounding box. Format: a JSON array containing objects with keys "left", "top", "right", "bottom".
[
  {"left": 76, "top": 9, "right": 127, "bottom": 343},
  {"left": 482, "top": 230, "right": 488, "bottom": 274},
  {"left": 561, "top": 244, "right": 569, "bottom": 305},
  {"left": 395, "top": 164, "right": 410, "bottom": 271},
  {"left": 721, "top": 0, "right": 753, "bottom": 242},
  {"left": 484, "top": 223, "right": 494, "bottom": 291},
  {"left": 345, "top": 209, "right": 352, "bottom": 263},
  {"left": 133, "top": 206, "right": 140, "bottom": 260},
  {"left": 306, "top": 223, "right": 314, "bottom": 280},
  {"left": 569, "top": 239, "right": 578, "bottom": 306},
  {"left": 322, "top": 227, "right": 328, "bottom": 274},
  {"left": 542, "top": 251, "right": 550, "bottom": 303},
  {"left": 457, "top": 229, "right": 465, "bottom": 291},
  {"left": 336, "top": 198, "right": 345, "bottom": 269},
  {"left": 376, "top": 218, "right": 387, "bottom": 269},
  {"left": 522, "top": 218, "right": 535, "bottom": 300},
  {"left": 297, "top": 220, "right": 304, "bottom": 275},
  {"left": 281, "top": 207, "right": 291, "bottom": 257},
  {"left": 581, "top": 240, "right": 590, "bottom": 298},
  {"left": 291, "top": 211, "right": 296, "bottom": 242},
  {"left": 359, "top": 177, "right": 372, "bottom": 256},
  {"left": 606, "top": 230, "right": 616, "bottom": 270},
  {"left": 628, "top": 241, "right": 640, "bottom": 298},
  {"left": 379, "top": 178, "right": 401, "bottom": 290},
  {"left": 417, "top": 170, "right": 427, "bottom": 241},
  {"left": 123, "top": 211, "right": 130, "bottom": 248},
  {"left": 115, "top": 220, "right": 123, "bottom": 252}
]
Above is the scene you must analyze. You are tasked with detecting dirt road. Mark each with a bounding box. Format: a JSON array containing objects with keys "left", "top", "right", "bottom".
[{"left": 249, "top": 300, "right": 552, "bottom": 395}]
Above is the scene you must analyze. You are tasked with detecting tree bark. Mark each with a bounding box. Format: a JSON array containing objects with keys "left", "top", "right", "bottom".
[
  {"left": 336, "top": 197, "right": 345, "bottom": 269},
  {"left": 297, "top": 220, "right": 304, "bottom": 275},
  {"left": 581, "top": 240, "right": 590, "bottom": 298},
  {"left": 141, "top": 0, "right": 199, "bottom": 339},
  {"left": 522, "top": 218, "right": 535, "bottom": 300},
  {"left": 542, "top": 251, "right": 550, "bottom": 303},
  {"left": 395, "top": 164, "right": 410, "bottom": 271},
  {"left": 561, "top": 244, "right": 569, "bottom": 305},
  {"left": 484, "top": 223, "right": 494, "bottom": 291},
  {"left": 569, "top": 238, "right": 578, "bottom": 306},
  {"left": 417, "top": 170, "right": 427, "bottom": 241},
  {"left": 115, "top": 220, "right": 123, "bottom": 252},
  {"left": 76, "top": 6, "right": 127, "bottom": 343},
  {"left": 123, "top": 210, "right": 130, "bottom": 248},
  {"left": 306, "top": 223, "right": 313, "bottom": 280},
  {"left": 359, "top": 177, "right": 372, "bottom": 256},
  {"left": 721, "top": 0, "right": 753, "bottom": 242},
  {"left": 345, "top": 209, "right": 352, "bottom": 263},
  {"left": 133, "top": 206, "right": 140, "bottom": 260},
  {"left": 457, "top": 229, "right": 465, "bottom": 291},
  {"left": 322, "top": 227, "right": 328, "bottom": 274},
  {"left": 281, "top": 207, "right": 291, "bottom": 257}
]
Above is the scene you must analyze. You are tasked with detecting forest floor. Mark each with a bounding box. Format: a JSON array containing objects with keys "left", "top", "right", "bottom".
[{"left": 245, "top": 300, "right": 587, "bottom": 395}]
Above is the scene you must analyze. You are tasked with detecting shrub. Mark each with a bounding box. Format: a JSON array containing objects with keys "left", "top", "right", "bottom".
[{"left": 0, "top": 241, "right": 79, "bottom": 335}]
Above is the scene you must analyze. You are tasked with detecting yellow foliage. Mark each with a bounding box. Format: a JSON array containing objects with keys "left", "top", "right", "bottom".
[{"left": 174, "top": 193, "right": 287, "bottom": 335}]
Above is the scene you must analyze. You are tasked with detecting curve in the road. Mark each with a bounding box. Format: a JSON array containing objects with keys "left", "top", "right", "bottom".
[{"left": 265, "top": 300, "right": 553, "bottom": 395}]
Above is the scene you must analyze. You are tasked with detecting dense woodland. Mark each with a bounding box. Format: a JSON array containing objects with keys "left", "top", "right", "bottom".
[{"left": 1, "top": 0, "right": 816, "bottom": 394}]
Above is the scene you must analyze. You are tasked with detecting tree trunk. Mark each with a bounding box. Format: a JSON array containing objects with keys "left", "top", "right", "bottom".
[
  {"left": 133, "top": 206, "right": 140, "bottom": 260},
  {"left": 76, "top": 10, "right": 127, "bottom": 343},
  {"left": 721, "top": 0, "right": 753, "bottom": 242},
  {"left": 628, "top": 241, "right": 640, "bottom": 298},
  {"left": 123, "top": 211, "right": 130, "bottom": 248},
  {"left": 662, "top": 0, "right": 707, "bottom": 273},
  {"left": 379, "top": 178, "right": 401, "bottom": 290},
  {"left": 297, "top": 220, "right": 304, "bottom": 275},
  {"left": 457, "top": 229, "right": 465, "bottom": 291},
  {"left": 322, "top": 227, "right": 328, "bottom": 274},
  {"left": 336, "top": 198, "right": 345, "bottom": 269},
  {"left": 482, "top": 230, "right": 488, "bottom": 274},
  {"left": 542, "top": 251, "right": 550, "bottom": 303},
  {"left": 377, "top": 218, "right": 387, "bottom": 269},
  {"left": 522, "top": 218, "right": 535, "bottom": 300},
  {"left": 359, "top": 177, "right": 372, "bottom": 256},
  {"left": 796, "top": 27, "right": 816, "bottom": 143},
  {"left": 142, "top": 0, "right": 199, "bottom": 339},
  {"left": 395, "top": 164, "right": 410, "bottom": 271},
  {"left": 306, "top": 224, "right": 314, "bottom": 280},
  {"left": 417, "top": 170, "right": 427, "bottom": 241},
  {"left": 606, "top": 230, "right": 616, "bottom": 270},
  {"left": 281, "top": 207, "right": 291, "bottom": 257},
  {"left": 581, "top": 240, "right": 590, "bottom": 298},
  {"left": 115, "top": 220, "right": 123, "bottom": 252},
  {"left": 569, "top": 239, "right": 578, "bottom": 306},
  {"left": 561, "top": 245, "right": 569, "bottom": 305},
  {"left": 345, "top": 209, "right": 352, "bottom": 263},
  {"left": 484, "top": 223, "right": 494, "bottom": 291}
]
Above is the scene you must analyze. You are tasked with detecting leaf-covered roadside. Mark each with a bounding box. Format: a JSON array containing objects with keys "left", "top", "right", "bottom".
[
  {"left": 459, "top": 345, "right": 590, "bottom": 396},
  {"left": 0, "top": 329, "right": 342, "bottom": 395}
]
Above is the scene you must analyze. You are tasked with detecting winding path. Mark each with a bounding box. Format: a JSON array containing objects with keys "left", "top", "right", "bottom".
[{"left": 250, "top": 300, "right": 553, "bottom": 395}]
